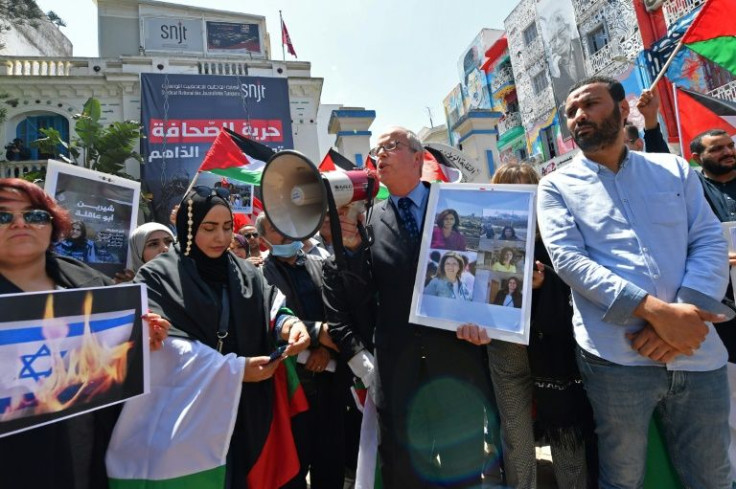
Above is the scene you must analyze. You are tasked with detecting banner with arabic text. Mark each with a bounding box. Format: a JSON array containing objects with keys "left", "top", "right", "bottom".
[{"left": 140, "top": 73, "right": 292, "bottom": 222}]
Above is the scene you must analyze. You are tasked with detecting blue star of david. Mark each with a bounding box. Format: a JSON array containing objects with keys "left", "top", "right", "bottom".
[{"left": 19, "top": 344, "right": 53, "bottom": 381}]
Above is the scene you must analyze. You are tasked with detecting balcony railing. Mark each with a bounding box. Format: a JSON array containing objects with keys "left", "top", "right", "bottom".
[
  {"left": 0, "top": 159, "right": 48, "bottom": 178},
  {"left": 491, "top": 65, "right": 515, "bottom": 94},
  {"left": 572, "top": 0, "right": 605, "bottom": 21},
  {"left": 497, "top": 112, "right": 523, "bottom": 135},
  {"left": 707, "top": 80, "right": 736, "bottom": 103},
  {"left": 521, "top": 37, "right": 545, "bottom": 69},
  {"left": 662, "top": 0, "right": 705, "bottom": 28},
  {"left": 587, "top": 43, "right": 619, "bottom": 75}
]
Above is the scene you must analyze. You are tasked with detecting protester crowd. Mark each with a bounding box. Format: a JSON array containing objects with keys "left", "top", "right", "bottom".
[{"left": 0, "top": 73, "right": 735, "bottom": 489}]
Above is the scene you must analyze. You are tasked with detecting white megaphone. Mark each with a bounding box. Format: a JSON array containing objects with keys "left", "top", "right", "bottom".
[{"left": 261, "top": 150, "right": 379, "bottom": 240}]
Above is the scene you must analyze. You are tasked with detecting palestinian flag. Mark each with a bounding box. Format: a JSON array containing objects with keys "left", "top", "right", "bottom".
[
  {"left": 199, "top": 128, "right": 275, "bottom": 185},
  {"left": 107, "top": 338, "right": 246, "bottom": 489},
  {"left": 248, "top": 356, "right": 308, "bottom": 489},
  {"left": 422, "top": 148, "right": 463, "bottom": 183},
  {"left": 681, "top": 0, "right": 736, "bottom": 75},
  {"left": 355, "top": 390, "right": 383, "bottom": 489},
  {"left": 319, "top": 148, "right": 357, "bottom": 172},
  {"left": 675, "top": 86, "right": 736, "bottom": 160}
]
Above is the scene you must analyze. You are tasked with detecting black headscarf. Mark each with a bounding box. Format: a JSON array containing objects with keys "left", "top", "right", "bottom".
[{"left": 175, "top": 187, "right": 232, "bottom": 284}]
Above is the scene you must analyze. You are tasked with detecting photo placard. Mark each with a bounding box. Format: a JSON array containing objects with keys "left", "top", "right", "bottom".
[
  {"left": 44, "top": 161, "right": 141, "bottom": 278},
  {"left": 410, "top": 183, "right": 537, "bottom": 344}
]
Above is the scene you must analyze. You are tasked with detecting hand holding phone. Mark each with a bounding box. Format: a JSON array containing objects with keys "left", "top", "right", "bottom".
[{"left": 267, "top": 345, "right": 288, "bottom": 364}]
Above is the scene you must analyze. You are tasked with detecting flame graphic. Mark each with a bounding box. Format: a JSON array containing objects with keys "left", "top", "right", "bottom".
[{"left": 1, "top": 292, "right": 133, "bottom": 420}]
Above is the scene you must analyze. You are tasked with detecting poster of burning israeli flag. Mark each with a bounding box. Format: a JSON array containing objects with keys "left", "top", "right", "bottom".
[{"left": 0, "top": 284, "right": 148, "bottom": 438}]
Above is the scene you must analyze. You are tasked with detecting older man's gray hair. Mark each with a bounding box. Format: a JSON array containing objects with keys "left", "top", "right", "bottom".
[{"left": 254, "top": 213, "right": 269, "bottom": 237}]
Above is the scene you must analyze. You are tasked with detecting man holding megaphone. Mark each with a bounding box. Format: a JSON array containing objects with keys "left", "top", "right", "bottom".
[{"left": 322, "top": 127, "right": 495, "bottom": 488}]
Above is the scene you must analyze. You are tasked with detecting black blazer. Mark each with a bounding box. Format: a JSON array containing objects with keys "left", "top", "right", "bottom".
[{"left": 324, "top": 187, "right": 492, "bottom": 411}]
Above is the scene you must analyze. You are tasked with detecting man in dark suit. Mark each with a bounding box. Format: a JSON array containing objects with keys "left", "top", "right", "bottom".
[{"left": 323, "top": 127, "right": 495, "bottom": 488}]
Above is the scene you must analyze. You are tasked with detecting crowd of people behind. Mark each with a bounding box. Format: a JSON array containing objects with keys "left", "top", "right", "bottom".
[{"left": 0, "top": 74, "right": 735, "bottom": 489}]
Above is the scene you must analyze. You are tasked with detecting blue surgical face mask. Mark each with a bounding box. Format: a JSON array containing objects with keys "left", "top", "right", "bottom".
[{"left": 269, "top": 240, "right": 303, "bottom": 258}]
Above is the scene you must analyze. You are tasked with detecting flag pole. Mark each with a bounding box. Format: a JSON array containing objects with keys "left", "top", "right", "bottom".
[
  {"left": 672, "top": 83, "right": 684, "bottom": 157},
  {"left": 279, "top": 10, "right": 285, "bottom": 62},
  {"left": 648, "top": 39, "right": 684, "bottom": 90},
  {"left": 182, "top": 171, "right": 203, "bottom": 200}
]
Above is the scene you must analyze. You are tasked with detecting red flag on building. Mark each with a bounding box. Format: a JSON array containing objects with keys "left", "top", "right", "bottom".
[
  {"left": 281, "top": 17, "right": 297, "bottom": 58},
  {"left": 675, "top": 86, "right": 736, "bottom": 160}
]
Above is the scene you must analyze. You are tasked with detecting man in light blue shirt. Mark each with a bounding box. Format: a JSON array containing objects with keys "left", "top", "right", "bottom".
[{"left": 538, "top": 75, "right": 733, "bottom": 488}]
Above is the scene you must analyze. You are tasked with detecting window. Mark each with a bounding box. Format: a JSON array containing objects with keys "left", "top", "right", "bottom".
[
  {"left": 531, "top": 72, "right": 547, "bottom": 95},
  {"left": 506, "top": 100, "right": 520, "bottom": 114},
  {"left": 522, "top": 23, "right": 538, "bottom": 46},
  {"left": 541, "top": 127, "right": 557, "bottom": 160},
  {"left": 587, "top": 24, "right": 609, "bottom": 54}
]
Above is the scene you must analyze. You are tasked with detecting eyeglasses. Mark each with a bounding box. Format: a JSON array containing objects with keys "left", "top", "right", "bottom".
[
  {"left": 368, "top": 140, "right": 415, "bottom": 158},
  {"left": 192, "top": 186, "right": 230, "bottom": 200},
  {"left": 0, "top": 209, "right": 53, "bottom": 226},
  {"left": 242, "top": 233, "right": 258, "bottom": 239}
]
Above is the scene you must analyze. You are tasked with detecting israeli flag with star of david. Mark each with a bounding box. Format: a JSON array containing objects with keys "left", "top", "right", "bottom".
[{"left": 0, "top": 309, "right": 136, "bottom": 422}]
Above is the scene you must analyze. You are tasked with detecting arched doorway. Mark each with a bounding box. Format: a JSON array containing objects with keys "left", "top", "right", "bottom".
[{"left": 14, "top": 113, "right": 69, "bottom": 160}]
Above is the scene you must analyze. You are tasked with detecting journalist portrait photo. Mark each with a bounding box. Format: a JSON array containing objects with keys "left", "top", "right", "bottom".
[
  {"left": 430, "top": 208, "right": 468, "bottom": 251},
  {"left": 479, "top": 208, "right": 529, "bottom": 251},
  {"left": 491, "top": 274, "right": 523, "bottom": 309},
  {"left": 486, "top": 246, "right": 525, "bottom": 273},
  {"left": 427, "top": 189, "right": 485, "bottom": 251},
  {"left": 424, "top": 250, "right": 474, "bottom": 302}
]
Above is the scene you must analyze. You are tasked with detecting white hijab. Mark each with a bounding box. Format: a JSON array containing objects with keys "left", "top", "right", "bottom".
[{"left": 129, "top": 222, "right": 174, "bottom": 272}]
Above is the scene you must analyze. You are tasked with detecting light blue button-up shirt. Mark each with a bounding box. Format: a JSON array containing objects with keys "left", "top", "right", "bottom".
[{"left": 537, "top": 150, "right": 729, "bottom": 371}]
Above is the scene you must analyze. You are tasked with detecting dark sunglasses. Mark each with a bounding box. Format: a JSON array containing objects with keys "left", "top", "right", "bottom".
[
  {"left": 192, "top": 185, "right": 230, "bottom": 200},
  {"left": 0, "top": 209, "right": 53, "bottom": 226},
  {"left": 242, "top": 232, "right": 258, "bottom": 238}
]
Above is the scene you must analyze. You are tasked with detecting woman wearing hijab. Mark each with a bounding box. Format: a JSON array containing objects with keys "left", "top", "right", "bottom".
[
  {"left": 0, "top": 178, "right": 168, "bottom": 489},
  {"left": 132, "top": 186, "right": 311, "bottom": 488},
  {"left": 115, "top": 222, "right": 175, "bottom": 282},
  {"left": 229, "top": 233, "right": 248, "bottom": 259},
  {"left": 129, "top": 222, "right": 175, "bottom": 272},
  {"left": 430, "top": 208, "right": 467, "bottom": 251}
]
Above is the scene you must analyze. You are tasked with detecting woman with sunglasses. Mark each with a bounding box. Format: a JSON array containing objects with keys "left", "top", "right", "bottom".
[
  {"left": 130, "top": 186, "right": 311, "bottom": 487},
  {"left": 0, "top": 178, "right": 169, "bottom": 489}
]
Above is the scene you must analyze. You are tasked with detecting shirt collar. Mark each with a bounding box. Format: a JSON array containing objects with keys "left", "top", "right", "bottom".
[
  {"left": 578, "top": 146, "right": 632, "bottom": 174},
  {"left": 389, "top": 181, "right": 428, "bottom": 209}
]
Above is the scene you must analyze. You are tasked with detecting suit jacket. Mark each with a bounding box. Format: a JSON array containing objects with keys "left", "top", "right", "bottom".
[{"left": 324, "top": 185, "right": 492, "bottom": 412}]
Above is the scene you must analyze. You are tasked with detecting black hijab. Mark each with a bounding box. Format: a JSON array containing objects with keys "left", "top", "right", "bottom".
[{"left": 175, "top": 187, "right": 232, "bottom": 284}]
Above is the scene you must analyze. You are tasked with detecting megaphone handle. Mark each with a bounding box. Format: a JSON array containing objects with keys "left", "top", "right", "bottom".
[{"left": 323, "top": 178, "right": 349, "bottom": 270}]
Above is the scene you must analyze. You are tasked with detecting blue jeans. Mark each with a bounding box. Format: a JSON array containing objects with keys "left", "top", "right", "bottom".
[{"left": 577, "top": 347, "right": 731, "bottom": 489}]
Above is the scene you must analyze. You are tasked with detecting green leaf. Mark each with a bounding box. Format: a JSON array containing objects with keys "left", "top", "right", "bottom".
[{"left": 82, "top": 97, "right": 101, "bottom": 122}]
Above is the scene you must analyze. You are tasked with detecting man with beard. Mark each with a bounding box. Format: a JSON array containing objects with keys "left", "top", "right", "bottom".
[
  {"left": 537, "top": 76, "right": 733, "bottom": 488},
  {"left": 691, "top": 129, "right": 736, "bottom": 477},
  {"left": 692, "top": 129, "right": 736, "bottom": 220}
]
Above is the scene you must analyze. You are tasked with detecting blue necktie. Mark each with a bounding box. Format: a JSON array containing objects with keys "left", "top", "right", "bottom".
[{"left": 398, "top": 197, "right": 420, "bottom": 244}]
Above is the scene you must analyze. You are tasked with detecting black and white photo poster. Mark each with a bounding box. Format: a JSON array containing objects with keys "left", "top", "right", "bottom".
[{"left": 45, "top": 161, "right": 141, "bottom": 277}]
